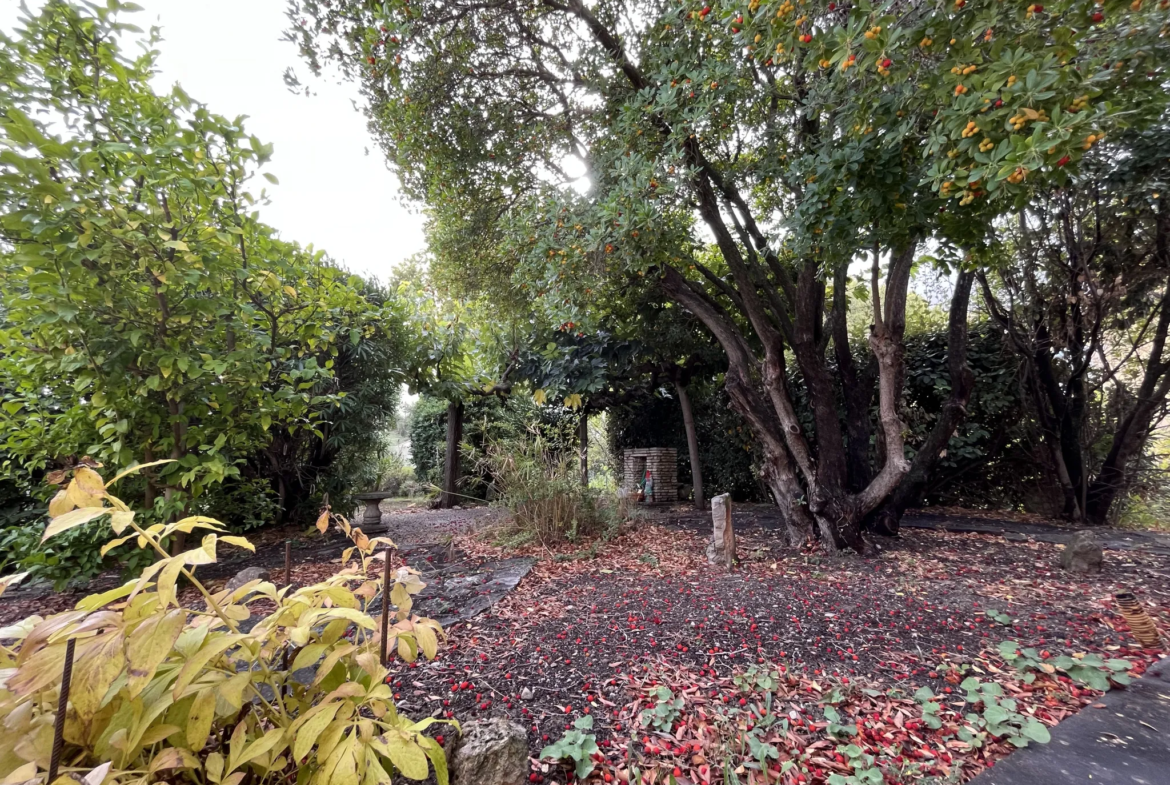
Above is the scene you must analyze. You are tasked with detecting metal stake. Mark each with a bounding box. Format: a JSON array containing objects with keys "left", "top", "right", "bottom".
[
  {"left": 284, "top": 540, "right": 292, "bottom": 587},
  {"left": 48, "top": 637, "right": 77, "bottom": 783},
  {"left": 380, "top": 548, "right": 393, "bottom": 665}
]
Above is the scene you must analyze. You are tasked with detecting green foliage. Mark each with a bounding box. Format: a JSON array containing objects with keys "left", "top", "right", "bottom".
[
  {"left": 539, "top": 715, "right": 599, "bottom": 780},
  {"left": 0, "top": 462, "right": 452, "bottom": 785},
  {"left": 827, "top": 745, "right": 883, "bottom": 785},
  {"left": 640, "top": 686, "right": 684, "bottom": 731},
  {"left": 914, "top": 686, "right": 944, "bottom": 731},
  {"left": 410, "top": 393, "right": 574, "bottom": 496},
  {"left": 734, "top": 665, "right": 780, "bottom": 693},
  {"left": 0, "top": 1, "right": 403, "bottom": 578},
  {"left": 998, "top": 641, "right": 1133, "bottom": 690},
  {"left": 822, "top": 705, "right": 858, "bottom": 740}
]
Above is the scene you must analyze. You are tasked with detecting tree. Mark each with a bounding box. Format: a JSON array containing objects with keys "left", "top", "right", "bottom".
[
  {"left": 290, "top": 0, "right": 1168, "bottom": 550},
  {"left": 980, "top": 128, "right": 1170, "bottom": 524},
  {"left": 395, "top": 271, "right": 521, "bottom": 506},
  {"left": 0, "top": 1, "right": 401, "bottom": 535}
]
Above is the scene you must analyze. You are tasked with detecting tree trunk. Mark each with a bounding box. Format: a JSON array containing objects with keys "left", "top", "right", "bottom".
[
  {"left": 1085, "top": 276, "right": 1170, "bottom": 523},
  {"left": 578, "top": 413, "right": 589, "bottom": 488},
  {"left": 676, "top": 381, "right": 705, "bottom": 510},
  {"left": 870, "top": 270, "right": 976, "bottom": 535},
  {"left": 440, "top": 399, "right": 463, "bottom": 509}
]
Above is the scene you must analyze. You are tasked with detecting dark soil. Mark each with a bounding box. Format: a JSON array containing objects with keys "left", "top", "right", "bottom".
[{"left": 386, "top": 512, "right": 1170, "bottom": 766}]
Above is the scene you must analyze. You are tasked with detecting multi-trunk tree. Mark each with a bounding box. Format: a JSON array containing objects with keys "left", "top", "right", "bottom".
[{"left": 290, "top": 0, "right": 1168, "bottom": 550}]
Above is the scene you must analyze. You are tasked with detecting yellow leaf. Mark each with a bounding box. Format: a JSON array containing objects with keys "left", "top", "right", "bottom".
[
  {"left": 70, "top": 467, "right": 107, "bottom": 506},
  {"left": 125, "top": 609, "right": 185, "bottom": 697},
  {"left": 533, "top": 388, "right": 547, "bottom": 405},
  {"left": 206, "top": 752, "right": 225, "bottom": 783},
  {"left": 42, "top": 507, "right": 109, "bottom": 542},
  {"left": 414, "top": 623, "right": 438, "bottom": 661},
  {"left": 157, "top": 557, "right": 185, "bottom": 608},
  {"left": 148, "top": 747, "right": 200, "bottom": 773},
  {"left": 312, "top": 643, "right": 355, "bottom": 686},
  {"left": 0, "top": 571, "right": 28, "bottom": 600},
  {"left": 187, "top": 688, "right": 218, "bottom": 750},
  {"left": 290, "top": 642, "right": 330, "bottom": 672},
  {"left": 72, "top": 630, "right": 126, "bottom": 719},
  {"left": 396, "top": 635, "right": 418, "bottom": 663},
  {"left": 375, "top": 730, "right": 429, "bottom": 780},
  {"left": 48, "top": 488, "right": 71, "bottom": 518},
  {"left": 391, "top": 583, "right": 412, "bottom": 620},
  {"left": 109, "top": 510, "right": 134, "bottom": 534},
  {"left": 105, "top": 459, "right": 174, "bottom": 488},
  {"left": 315, "top": 510, "right": 330, "bottom": 534},
  {"left": 232, "top": 727, "right": 287, "bottom": 772},
  {"left": 564, "top": 393, "right": 583, "bottom": 410},
  {"left": 219, "top": 535, "right": 255, "bottom": 552},
  {"left": 292, "top": 702, "right": 342, "bottom": 761},
  {"left": 217, "top": 671, "right": 252, "bottom": 711},
  {"left": 2, "top": 762, "right": 37, "bottom": 785},
  {"left": 172, "top": 634, "right": 245, "bottom": 699}
]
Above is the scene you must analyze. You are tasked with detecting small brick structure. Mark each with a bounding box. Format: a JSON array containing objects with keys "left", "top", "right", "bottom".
[{"left": 622, "top": 447, "right": 678, "bottom": 504}]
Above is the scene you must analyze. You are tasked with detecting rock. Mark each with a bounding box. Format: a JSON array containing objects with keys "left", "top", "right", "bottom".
[
  {"left": 1060, "top": 530, "right": 1103, "bottom": 573},
  {"left": 520, "top": 687, "right": 533, "bottom": 700},
  {"left": 449, "top": 718, "right": 528, "bottom": 785},
  {"left": 707, "top": 493, "right": 735, "bottom": 569},
  {"left": 224, "top": 566, "right": 270, "bottom": 594}
]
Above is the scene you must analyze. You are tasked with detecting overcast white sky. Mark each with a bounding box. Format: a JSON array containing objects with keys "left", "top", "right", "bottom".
[{"left": 1, "top": 0, "right": 426, "bottom": 285}]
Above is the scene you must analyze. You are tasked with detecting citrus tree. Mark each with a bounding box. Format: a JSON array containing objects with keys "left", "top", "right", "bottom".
[{"left": 0, "top": 1, "right": 401, "bottom": 540}]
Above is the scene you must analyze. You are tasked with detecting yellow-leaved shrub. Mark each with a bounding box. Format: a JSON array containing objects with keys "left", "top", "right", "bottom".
[{"left": 0, "top": 462, "right": 455, "bottom": 785}]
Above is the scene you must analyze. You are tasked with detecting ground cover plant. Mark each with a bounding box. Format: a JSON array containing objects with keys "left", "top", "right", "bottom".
[{"left": 0, "top": 463, "right": 451, "bottom": 785}]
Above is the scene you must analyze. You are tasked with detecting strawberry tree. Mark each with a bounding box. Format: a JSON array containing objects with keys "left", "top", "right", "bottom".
[{"left": 288, "top": 0, "right": 1170, "bottom": 551}]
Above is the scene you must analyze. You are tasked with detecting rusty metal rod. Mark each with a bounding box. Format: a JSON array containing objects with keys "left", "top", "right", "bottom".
[
  {"left": 284, "top": 540, "right": 292, "bottom": 587},
  {"left": 380, "top": 547, "right": 392, "bottom": 666},
  {"left": 48, "top": 637, "right": 77, "bottom": 783}
]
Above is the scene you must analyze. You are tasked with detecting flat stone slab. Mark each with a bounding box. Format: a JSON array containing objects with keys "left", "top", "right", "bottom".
[
  {"left": 971, "top": 657, "right": 1170, "bottom": 785},
  {"left": 369, "top": 546, "right": 535, "bottom": 627}
]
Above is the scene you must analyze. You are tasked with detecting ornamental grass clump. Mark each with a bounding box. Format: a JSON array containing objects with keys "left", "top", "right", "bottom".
[
  {"left": 480, "top": 431, "right": 606, "bottom": 546},
  {"left": 0, "top": 461, "right": 455, "bottom": 785}
]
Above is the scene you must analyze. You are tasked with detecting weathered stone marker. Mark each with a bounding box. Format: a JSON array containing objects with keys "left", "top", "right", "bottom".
[
  {"left": 706, "top": 493, "right": 735, "bottom": 568},
  {"left": 1060, "top": 530, "right": 1103, "bottom": 573},
  {"left": 449, "top": 717, "right": 528, "bottom": 785}
]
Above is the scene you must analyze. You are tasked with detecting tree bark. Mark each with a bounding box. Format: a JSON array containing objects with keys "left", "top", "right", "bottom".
[
  {"left": 578, "top": 413, "right": 589, "bottom": 488},
  {"left": 440, "top": 399, "right": 463, "bottom": 509},
  {"left": 832, "top": 265, "right": 876, "bottom": 492},
  {"left": 870, "top": 270, "right": 976, "bottom": 535},
  {"left": 676, "top": 381, "right": 705, "bottom": 510}
]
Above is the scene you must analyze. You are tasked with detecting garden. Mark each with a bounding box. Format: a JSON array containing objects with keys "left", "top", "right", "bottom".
[{"left": 2, "top": 1, "right": 1170, "bottom": 785}]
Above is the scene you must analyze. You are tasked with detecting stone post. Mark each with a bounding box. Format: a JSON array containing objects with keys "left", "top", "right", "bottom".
[{"left": 706, "top": 493, "right": 735, "bottom": 568}]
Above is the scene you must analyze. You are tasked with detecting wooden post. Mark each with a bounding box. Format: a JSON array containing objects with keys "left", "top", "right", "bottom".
[
  {"left": 48, "top": 637, "right": 77, "bottom": 783},
  {"left": 380, "top": 548, "right": 393, "bottom": 665},
  {"left": 440, "top": 400, "right": 463, "bottom": 509},
  {"left": 284, "top": 541, "right": 292, "bottom": 586},
  {"left": 676, "top": 382, "right": 705, "bottom": 511},
  {"left": 578, "top": 414, "right": 589, "bottom": 487}
]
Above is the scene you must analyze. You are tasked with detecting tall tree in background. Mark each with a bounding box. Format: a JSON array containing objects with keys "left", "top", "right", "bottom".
[
  {"left": 981, "top": 129, "right": 1170, "bottom": 524},
  {"left": 291, "top": 0, "right": 1167, "bottom": 551}
]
